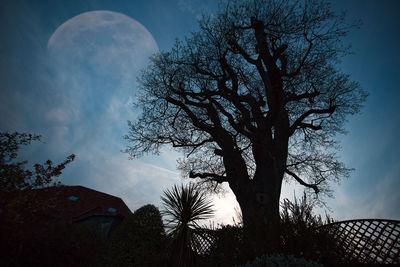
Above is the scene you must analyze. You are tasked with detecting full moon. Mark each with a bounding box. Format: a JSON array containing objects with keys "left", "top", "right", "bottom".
[
  {"left": 43, "top": 10, "right": 240, "bottom": 225},
  {"left": 46, "top": 10, "right": 158, "bottom": 123},
  {"left": 47, "top": 10, "right": 158, "bottom": 76}
]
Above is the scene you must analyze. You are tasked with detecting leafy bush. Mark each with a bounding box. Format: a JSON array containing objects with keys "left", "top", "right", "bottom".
[
  {"left": 279, "top": 193, "right": 339, "bottom": 264},
  {"left": 1, "top": 132, "right": 74, "bottom": 225},
  {"left": 0, "top": 132, "right": 74, "bottom": 193},
  {"left": 107, "top": 204, "right": 166, "bottom": 266},
  {"left": 0, "top": 220, "right": 107, "bottom": 266},
  {"left": 240, "top": 253, "right": 323, "bottom": 267},
  {"left": 200, "top": 193, "right": 340, "bottom": 266},
  {"left": 63, "top": 223, "right": 108, "bottom": 266},
  {"left": 200, "top": 225, "right": 244, "bottom": 266}
]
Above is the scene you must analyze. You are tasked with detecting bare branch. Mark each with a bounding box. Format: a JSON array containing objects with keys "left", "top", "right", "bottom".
[
  {"left": 283, "top": 34, "right": 313, "bottom": 78},
  {"left": 289, "top": 106, "right": 336, "bottom": 136},
  {"left": 297, "top": 122, "right": 322, "bottom": 131},
  {"left": 285, "top": 169, "right": 321, "bottom": 194},
  {"left": 126, "top": 0, "right": 367, "bottom": 218},
  {"left": 285, "top": 90, "right": 320, "bottom": 103},
  {"left": 189, "top": 171, "right": 228, "bottom": 184}
]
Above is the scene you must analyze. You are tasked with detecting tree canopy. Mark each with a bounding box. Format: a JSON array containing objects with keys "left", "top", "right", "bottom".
[
  {"left": 0, "top": 131, "right": 75, "bottom": 224},
  {"left": 0, "top": 132, "right": 75, "bottom": 193},
  {"left": 126, "top": 0, "right": 367, "bottom": 226}
]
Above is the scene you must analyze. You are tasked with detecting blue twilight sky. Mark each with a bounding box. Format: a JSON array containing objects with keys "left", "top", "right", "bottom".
[{"left": 0, "top": 0, "right": 399, "bottom": 224}]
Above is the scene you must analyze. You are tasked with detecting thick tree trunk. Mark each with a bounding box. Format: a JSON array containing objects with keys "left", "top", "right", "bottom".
[
  {"left": 229, "top": 107, "right": 289, "bottom": 233},
  {"left": 230, "top": 161, "right": 285, "bottom": 256},
  {"left": 234, "top": 164, "right": 283, "bottom": 228},
  {"left": 224, "top": 105, "right": 289, "bottom": 254}
]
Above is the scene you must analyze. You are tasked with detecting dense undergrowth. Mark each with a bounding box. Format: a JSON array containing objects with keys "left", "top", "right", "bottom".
[{"left": 2, "top": 188, "right": 345, "bottom": 267}]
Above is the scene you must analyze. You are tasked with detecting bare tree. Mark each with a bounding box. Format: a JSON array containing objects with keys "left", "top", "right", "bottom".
[{"left": 125, "top": 0, "right": 367, "bottom": 227}]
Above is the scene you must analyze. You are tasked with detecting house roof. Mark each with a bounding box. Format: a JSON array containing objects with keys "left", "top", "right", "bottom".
[{"left": 29, "top": 185, "right": 132, "bottom": 223}]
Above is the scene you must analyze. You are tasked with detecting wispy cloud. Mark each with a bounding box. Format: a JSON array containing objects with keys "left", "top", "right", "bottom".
[
  {"left": 325, "top": 160, "right": 400, "bottom": 221},
  {"left": 177, "top": 0, "right": 215, "bottom": 19}
]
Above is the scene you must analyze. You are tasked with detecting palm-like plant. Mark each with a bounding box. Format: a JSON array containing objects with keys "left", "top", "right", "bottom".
[{"left": 161, "top": 183, "right": 214, "bottom": 266}]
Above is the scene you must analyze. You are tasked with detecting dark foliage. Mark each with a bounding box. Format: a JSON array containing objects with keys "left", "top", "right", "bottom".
[
  {"left": 279, "top": 193, "right": 340, "bottom": 265},
  {"left": 107, "top": 204, "right": 167, "bottom": 266},
  {"left": 0, "top": 132, "right": 75, "bottom": 224},
  {"left": 0, "top": 132, "right": 75, "bottom": 193},
  {"left": 200, "top": 194, "right": 341, "bottom": 266},
  {"left": 0, "top": 132, "right": 109, "bottom": 266},
  {"left": 241, "top": 253, "right": 323, "bottom": 266},
  {"left": 200, "top": 225, "right": 244, "bottom": 266},
  {"left": 0, "top": 220, "right": 107, "bottom": 267},
  {"left": 161, "top": 183, "right": 214, "bottom": 233}
]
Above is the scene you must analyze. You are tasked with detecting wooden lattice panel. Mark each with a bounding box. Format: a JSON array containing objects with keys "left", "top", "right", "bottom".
[
  {"left": 192, "top": 219, "right": 400, "bottom": 264},
  {"left": 320, "top": 219, "right": 400, "bottom": 264},
  {"left": 191, "top": 229, "right": 217, "bottom": 255}
]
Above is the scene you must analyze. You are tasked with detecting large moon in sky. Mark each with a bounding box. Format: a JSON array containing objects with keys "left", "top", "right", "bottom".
[
  {"left": 46, "top": 10, "right": 158, "bottom": 123},
  {"left": 43, "top": 10, "right": 240, "bottom": 223},
  {"left": 47, "top": 10, "right": 158, "bottom": 75}
]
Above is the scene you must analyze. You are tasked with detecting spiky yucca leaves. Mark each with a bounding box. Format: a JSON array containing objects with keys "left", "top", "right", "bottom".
[
  {"left": 161, "top": 183, "right": 214, "bottom": 267},
  {"left": 162, "top": 183, "right": 214, "bottom": 232}
]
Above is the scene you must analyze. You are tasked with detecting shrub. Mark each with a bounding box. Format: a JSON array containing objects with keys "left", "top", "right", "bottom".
[
  {"left": 107, "top": 204, "right": 166, "bottom": 266},
  {"left": 240, "top": 253, "right": 323, "bottom": 267},
  {"left": 200, "top": 225, "right": 243, "bottom": 266},
  {"left": 200, "top": 193, "right": 339, "bottom": 266},
  {"left": 0, "top": 220, "right": 107, "bottom": 266},
  {"left": 279, "top": 193, "right": 339, "bottom": 264}
]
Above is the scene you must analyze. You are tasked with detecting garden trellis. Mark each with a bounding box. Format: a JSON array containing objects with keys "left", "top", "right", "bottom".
[
  {"left": 192, "top": 219, "right": 400, "bottom": 264},
  {"left": 318, "top": 219, "right": 400, "bottom": 264}
]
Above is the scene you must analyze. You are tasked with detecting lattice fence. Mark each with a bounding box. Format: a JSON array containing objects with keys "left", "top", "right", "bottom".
[
  {"left": 192, "top": 219, "right": 400, "bottom": 264},
  {"left": 191, "top": 229, "right": 217, "bottom": 255},
  {"left": 318, "top": 219, "right": 400, "bottom": 264}
]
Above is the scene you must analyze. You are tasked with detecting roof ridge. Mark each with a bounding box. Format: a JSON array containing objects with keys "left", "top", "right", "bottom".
[{"left": 66, "top": 185, "right": 125, "bottom": 201}]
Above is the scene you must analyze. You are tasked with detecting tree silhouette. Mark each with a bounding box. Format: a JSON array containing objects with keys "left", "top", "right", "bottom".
[
  {"left": 0, "top": 132, "right": 75, "bottom": 193},
  {"left": 0, "top": 131, "right": 75, "bottom": 222},
  {"left": 126, "top": 0, "right": 367, "bottom": 228}
]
